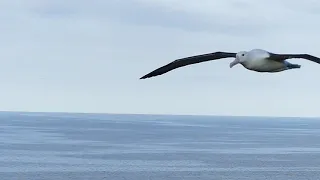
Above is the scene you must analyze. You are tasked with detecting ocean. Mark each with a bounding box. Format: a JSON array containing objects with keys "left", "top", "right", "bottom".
[{"left": 0, "top": 112, "right": 320, "bottom": 180}]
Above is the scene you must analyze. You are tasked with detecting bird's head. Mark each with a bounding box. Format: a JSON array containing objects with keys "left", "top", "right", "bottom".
[{"left": 230, "top": 51, "right": 247, "bottom": 68}]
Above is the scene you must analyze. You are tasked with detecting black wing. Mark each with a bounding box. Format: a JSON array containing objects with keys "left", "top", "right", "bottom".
[
  {"left": 268, "top": 53, "right": 320, "bottom": 64},
  {"left": 140, "top": 51, "right": 236, "bottom": 79}
]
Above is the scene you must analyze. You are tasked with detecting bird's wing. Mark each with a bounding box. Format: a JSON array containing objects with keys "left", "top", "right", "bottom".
[
  {"left": 268, "top": 53, "right": 320, "bottom": 64},
  {"left": 140, "top": 51, "right": 236, "bottom": 79}
]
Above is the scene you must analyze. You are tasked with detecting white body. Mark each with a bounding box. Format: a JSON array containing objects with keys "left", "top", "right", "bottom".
[{"left": 236, "top": 49, "right": 288, "bottom": 72}]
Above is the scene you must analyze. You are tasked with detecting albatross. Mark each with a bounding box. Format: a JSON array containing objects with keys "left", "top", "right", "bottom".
[{"left": 140, "top": 49, "right": 320, "bottom": 79}]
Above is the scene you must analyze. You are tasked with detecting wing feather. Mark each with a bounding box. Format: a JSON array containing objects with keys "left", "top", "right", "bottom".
[
  {"left": 140, "top": 51, "right": 236, "bottom": 79},
  {"left": 268, "top": 53, "right": 320, "bottom": 64}
]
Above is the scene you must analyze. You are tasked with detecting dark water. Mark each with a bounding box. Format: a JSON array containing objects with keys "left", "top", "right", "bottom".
[{"left": 0, "top": 112, "right": 320, "bottom": 180}]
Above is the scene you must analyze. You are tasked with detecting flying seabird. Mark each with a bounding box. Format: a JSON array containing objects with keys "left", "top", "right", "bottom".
[{"left": 140, "top": 49, "right": 320, "bottom": 79}]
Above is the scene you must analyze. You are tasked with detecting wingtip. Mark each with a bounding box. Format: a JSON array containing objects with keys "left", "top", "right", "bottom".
[
  {"left": 139, "top": 75, "right": 149, "bottom": 79},
  {"left": 140, "top": 72, "right": 156, "bottom": 79}
]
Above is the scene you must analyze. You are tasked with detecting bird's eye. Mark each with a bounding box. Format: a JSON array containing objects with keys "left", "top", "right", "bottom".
[{"left": 242, "top": 54, "right": 245, "bottom": 56}]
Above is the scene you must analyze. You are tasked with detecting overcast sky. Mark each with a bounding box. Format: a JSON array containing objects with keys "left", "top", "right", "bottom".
[{"left": 1, "top": 0, "right": 320, "bottom": 117}]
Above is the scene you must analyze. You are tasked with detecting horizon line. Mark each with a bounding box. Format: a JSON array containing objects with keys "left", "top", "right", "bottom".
[{"left": 0, "top": 110, "right": 318, "bottom": 119}]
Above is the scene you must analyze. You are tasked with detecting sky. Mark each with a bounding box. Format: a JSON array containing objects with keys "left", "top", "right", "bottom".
[{"left": 0, "top": 0, "right": 320, "bottom": 117}]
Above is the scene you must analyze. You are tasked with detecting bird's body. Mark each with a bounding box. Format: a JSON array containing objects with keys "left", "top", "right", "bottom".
[
  {"left": 140, "top": 48, "right": 320, "bottom": 79},
  {"left": 237, "top": 49, "right": 300, "bottom": 72},
  {"left": 242, "top": 57, "right": 284, "bottom": 72}
]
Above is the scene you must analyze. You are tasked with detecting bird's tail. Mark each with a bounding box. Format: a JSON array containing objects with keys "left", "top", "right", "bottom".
[{"left": 287, "top": 63, "right": 301, "bottom": 69}]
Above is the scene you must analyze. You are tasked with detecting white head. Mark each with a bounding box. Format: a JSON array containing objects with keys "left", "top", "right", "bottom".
[{"left": 229, "top": 51, "right": 247, "bottom": 68}]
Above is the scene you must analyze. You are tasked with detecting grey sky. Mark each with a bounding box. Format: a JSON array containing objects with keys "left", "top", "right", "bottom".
[{"left": 1, "top": 0, "right": 320, "bottom": 117}]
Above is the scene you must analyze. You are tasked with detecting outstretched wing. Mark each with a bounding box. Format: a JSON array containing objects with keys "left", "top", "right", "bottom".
[
  {"left": 268, "top": 53, "right": 320, "bottom": 64},
  {"left": 140, "top": 51, "right": 236, "bottom": 79}
]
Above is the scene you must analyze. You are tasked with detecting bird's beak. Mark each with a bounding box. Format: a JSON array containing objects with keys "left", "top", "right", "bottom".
[{"left": 229, "top": 58, "right": 240, "bottom": 68}]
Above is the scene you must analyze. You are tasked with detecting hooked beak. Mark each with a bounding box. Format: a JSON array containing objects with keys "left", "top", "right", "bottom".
[{"left": 229, "top": 58, "right": 240, "bottom": 68}]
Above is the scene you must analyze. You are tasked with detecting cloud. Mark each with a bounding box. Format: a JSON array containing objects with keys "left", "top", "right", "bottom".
[{"left": 0, "top": 0, "right": 319, "bottom": 117}]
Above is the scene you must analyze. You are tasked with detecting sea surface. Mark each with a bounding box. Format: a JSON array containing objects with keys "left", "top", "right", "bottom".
[{"left": 0, "top": 112, "right": 320, "bottom": 180}]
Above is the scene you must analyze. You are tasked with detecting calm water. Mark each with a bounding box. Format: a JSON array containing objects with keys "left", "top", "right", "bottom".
[{"left": 0, "top": 112, "right": 320, "bottom": 180}]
